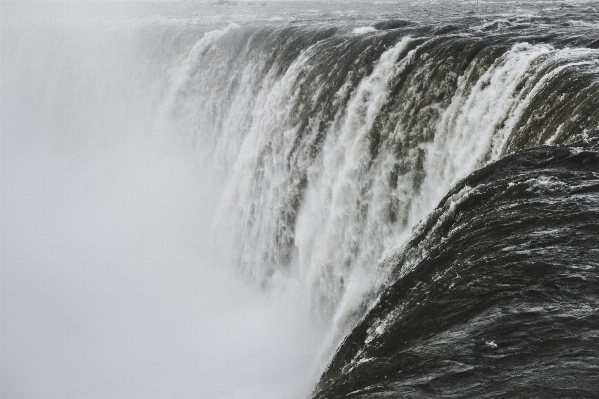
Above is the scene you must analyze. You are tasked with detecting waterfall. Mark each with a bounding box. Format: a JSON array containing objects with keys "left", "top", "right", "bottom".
[
  {"left": 163, "top": 23, "right": 599, "bottom": 333},
  {"left": 3, "top": 2, "right": 599, "bottom": 398}
]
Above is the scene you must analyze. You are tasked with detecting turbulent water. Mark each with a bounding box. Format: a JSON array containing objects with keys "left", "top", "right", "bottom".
[
  {"left": 313, "top": 138, "right": 599, "bottom": 398},
  {"left": 2, "top": 0, "right": 599, "bottom": 398}
]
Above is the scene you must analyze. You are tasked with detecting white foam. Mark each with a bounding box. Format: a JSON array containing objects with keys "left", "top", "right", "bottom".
[{"left": 353, "top": 26, "right": 378, "bottom": 34}]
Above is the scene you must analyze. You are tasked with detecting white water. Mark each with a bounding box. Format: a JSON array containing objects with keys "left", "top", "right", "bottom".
[{"left": 179, "top": 27, "right": 599, "bottom": 359}]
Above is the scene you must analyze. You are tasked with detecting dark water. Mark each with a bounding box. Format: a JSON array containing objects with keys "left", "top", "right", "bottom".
[{"left": 313, "top": 136, "right": 599, "bottom": 398}]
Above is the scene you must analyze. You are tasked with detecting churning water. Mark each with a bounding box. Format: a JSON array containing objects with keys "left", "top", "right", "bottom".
[{"left": 2, "top": 1, "right": 599, "bottom": 398}]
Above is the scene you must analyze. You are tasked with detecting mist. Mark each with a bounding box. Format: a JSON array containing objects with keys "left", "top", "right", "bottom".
[{"left": 1, "top": 3, "right": 325, "bottom": 398}]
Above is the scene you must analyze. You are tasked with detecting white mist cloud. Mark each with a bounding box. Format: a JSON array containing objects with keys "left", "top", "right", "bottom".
[
  {"left": 2, "top": 138, "right": 323, "bottom": 399},
  {"left": 1, "top": 4, "right": 325, "bottom": 398}
]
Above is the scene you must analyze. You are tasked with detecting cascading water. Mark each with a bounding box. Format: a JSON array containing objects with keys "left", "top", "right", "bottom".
[
  {"left": 3, "top": 1, "right": 599, "bottom": 398},
  {"left": 167, "top": 16, "right": 599, "bottom": 332}
]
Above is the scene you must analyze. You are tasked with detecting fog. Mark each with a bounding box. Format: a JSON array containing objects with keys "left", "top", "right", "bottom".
[{"left": 1, "top": 3, "right": 325, "bottom": 398}]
